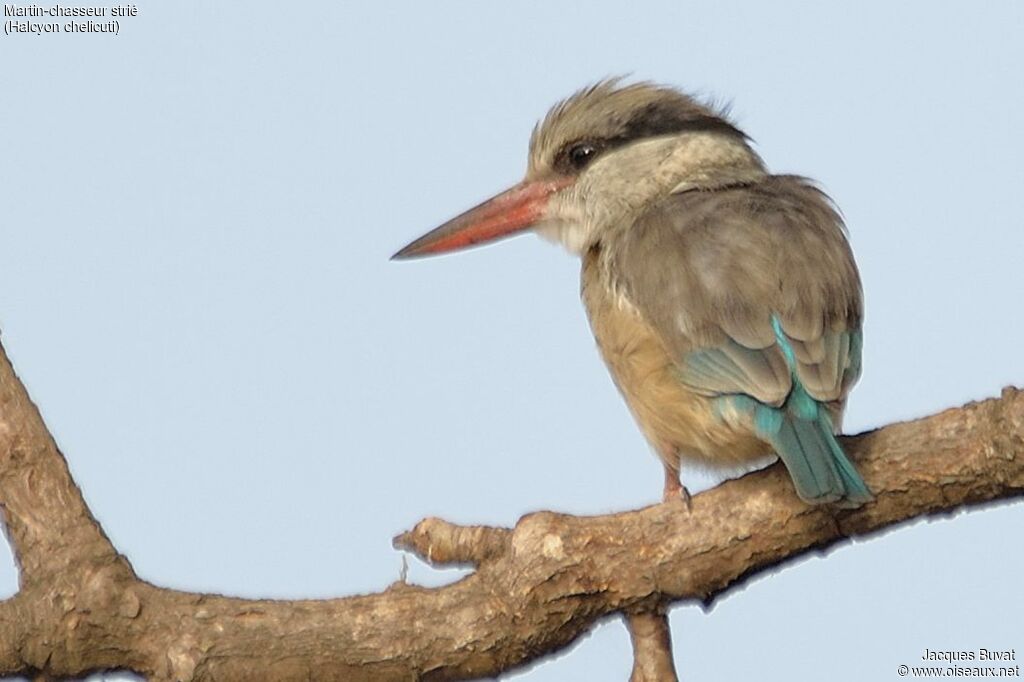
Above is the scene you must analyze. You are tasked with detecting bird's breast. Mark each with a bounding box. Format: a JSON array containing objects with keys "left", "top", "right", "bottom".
[{"left": 580, "top": 248, "right": 768, "bottom": 468}]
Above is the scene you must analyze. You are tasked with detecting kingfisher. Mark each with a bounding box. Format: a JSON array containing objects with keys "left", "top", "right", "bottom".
[{"left": 393, "top": 80, "right": 871, "bottom": 507}]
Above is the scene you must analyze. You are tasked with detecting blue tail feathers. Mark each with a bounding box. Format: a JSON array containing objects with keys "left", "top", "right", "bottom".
[
  {"left": 715, "top": 317, "right": 872, "bottom": 506},
  {"left": 768, "top": 316, "right": 871, "bottom": 505},
  {"left": 766, "top": 399, "right": 872, "bottom": 505}
]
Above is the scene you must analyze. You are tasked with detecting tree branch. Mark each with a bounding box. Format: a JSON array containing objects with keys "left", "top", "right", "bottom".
[
  {"left": 1, "top": 333, "right": 1021, "bottom": 680},
  {"left": 625, "top": 609, "right": 678, "bottom": 682}
]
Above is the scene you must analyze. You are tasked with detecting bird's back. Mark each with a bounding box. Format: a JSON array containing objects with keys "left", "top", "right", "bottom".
[
  {"left": 582, "top": 175, "right": 866, "bottom": 498},
  {"left": 611, "top": 176, "right": 861, "bottom": 360}
]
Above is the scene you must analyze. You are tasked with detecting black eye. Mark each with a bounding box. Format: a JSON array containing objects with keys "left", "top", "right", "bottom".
[{"left": 567, "top": 142, "right": 599, "bottom": 170}]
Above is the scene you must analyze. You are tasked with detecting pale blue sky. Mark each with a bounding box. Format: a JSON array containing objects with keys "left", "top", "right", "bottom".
[{"left": 2, "top": 2, "right": 1022, "bottom": 680}]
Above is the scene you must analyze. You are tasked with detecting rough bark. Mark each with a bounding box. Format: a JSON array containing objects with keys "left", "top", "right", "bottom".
[
  {"left": 625, "top": 610, "right": 677, "bottom": 682},
  {"left": 0, "top": 333, "right": 1021, "bottom": 681}
]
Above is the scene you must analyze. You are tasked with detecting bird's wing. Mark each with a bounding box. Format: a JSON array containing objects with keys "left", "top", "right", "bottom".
[{"left": 610, "top": 176, "right": 863, "bottom": 409}]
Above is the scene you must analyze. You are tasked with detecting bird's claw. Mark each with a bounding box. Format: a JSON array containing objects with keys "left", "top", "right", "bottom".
[{"left": 662, "top": 471, "right": 692, "bottom": 511}]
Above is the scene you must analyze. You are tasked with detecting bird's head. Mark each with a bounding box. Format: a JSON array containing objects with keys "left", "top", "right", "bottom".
[{"left": 393, "top": 79, "right": 766, "bottom": 260}]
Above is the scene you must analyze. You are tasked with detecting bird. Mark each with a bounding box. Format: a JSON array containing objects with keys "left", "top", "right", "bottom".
[{"left": 393, "top": 79, "right": 871, "bottom": 507}]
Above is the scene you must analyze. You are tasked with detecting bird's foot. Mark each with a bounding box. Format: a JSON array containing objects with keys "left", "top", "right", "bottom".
[
  {"left": 662, "top": 470, "right": 692, "bottom": 511},
  {"left": 664, "top": 485, "right": 692, "bottom": 511}
]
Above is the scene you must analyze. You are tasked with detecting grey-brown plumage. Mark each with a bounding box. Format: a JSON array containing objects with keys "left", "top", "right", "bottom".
[
  {"left": 395, "top": 79, "right": 871, "bottom": 506},
  {"left": 609, "top": 177, "right": 862, "bottom": 409}
]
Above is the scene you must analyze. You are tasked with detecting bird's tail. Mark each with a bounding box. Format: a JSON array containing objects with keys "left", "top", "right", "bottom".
[
  {"left": 716, "top": 390, "right": 872, "bottom": 506},
  {"left": 766, "top": 397, "right": 872, "bottom": 506}
]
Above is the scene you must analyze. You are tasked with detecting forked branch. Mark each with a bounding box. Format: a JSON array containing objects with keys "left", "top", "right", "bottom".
[{"left": 0, "top": 336, "right": 1021, "bottom": 681}]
